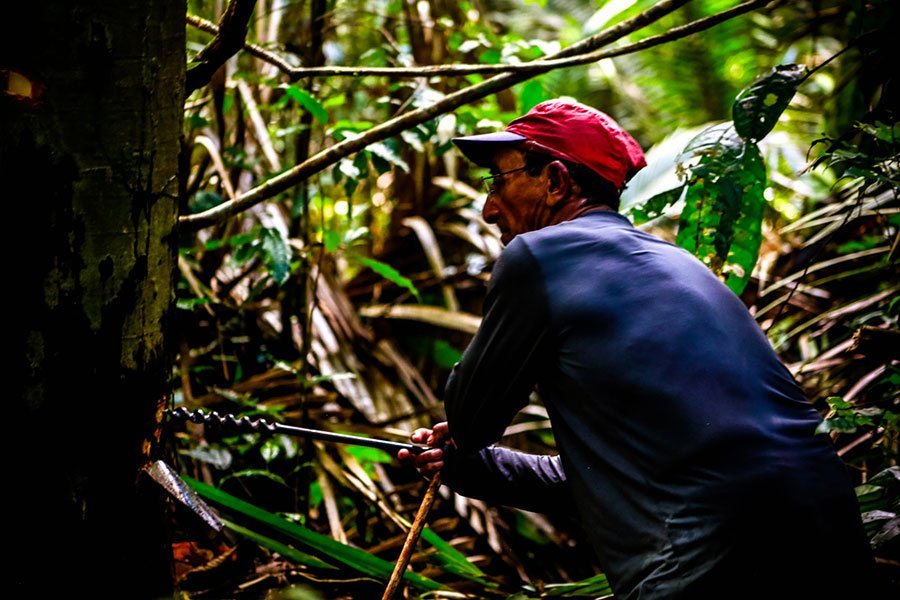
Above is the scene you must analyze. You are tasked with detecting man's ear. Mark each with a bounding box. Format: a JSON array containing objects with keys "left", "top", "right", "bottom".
[{"left": 544, "top": 161, "right": 570, "bottom": 207}]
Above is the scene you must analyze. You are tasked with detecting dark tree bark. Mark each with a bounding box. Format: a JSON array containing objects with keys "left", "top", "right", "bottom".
[{"left": 2, "top": 1, "right": 184, "bottom": 594}]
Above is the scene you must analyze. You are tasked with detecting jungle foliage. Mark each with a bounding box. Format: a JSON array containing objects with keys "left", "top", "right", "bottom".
[{"left": 170, "top": 0, "right": 897, "bottom": 597}]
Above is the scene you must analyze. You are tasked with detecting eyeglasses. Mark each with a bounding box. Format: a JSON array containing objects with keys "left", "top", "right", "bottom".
[{"left": 480, "top": 166, "right": 529, "bottom": 195}]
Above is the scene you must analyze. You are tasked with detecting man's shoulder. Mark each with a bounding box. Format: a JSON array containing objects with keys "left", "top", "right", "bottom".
[{"left": 516, "top": 210, "right": 637, "bottom": 257}]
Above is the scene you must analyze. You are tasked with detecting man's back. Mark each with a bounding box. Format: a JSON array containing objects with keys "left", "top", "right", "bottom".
[{"left": 445, "top": 210, "right": 877, "bottom": 599}]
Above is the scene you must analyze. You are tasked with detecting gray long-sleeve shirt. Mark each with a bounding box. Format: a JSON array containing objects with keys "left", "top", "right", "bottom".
[{"left": 442, "top": 210, "right": 876, "bottom": 599}]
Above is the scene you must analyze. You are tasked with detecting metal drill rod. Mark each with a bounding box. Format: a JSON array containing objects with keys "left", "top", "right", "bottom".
[{"left": 166, "top": 407, "right": 430, "bottom": 455}]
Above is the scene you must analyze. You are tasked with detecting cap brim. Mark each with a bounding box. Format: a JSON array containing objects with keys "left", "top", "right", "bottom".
[{"left": 452, "top": 132, "right": 527, "bottom": 167}]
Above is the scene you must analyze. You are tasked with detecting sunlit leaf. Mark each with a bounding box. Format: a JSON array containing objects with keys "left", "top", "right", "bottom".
[
  {"left": 261, "top": 438, "right": 281, "bottom": 462},
  {"left": 323, "top": 229, "right": 342, "bottom": 252},
  {"left": 343, "top": 445, "right": 393, "bottom": 465},
  {"left": 353, "top": 256, "right": 421, "bottom": 301},
  {"left": 338, "top": 158, "right": 360, "bottom": 180},
  {"left": 733, "top": 64, "right": 805, "bottom": 142},
  {"left": 367, "top": 142, "right": 409, "bottom": 173},
  {"left": 282, "top": 85, "right": 328, "bottom": 124},
  {"left": 627, "top": 185, "right": 685, "bottom": 225}
]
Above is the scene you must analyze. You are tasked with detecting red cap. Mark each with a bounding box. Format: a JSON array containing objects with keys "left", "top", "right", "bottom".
[{"left": 453, "top": 99, "right": 646, "bottom": 190}]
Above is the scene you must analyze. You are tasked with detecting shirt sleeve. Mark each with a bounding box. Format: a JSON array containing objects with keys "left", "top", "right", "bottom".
[
  {"left": 441, "top": 445, "right": 573, "bottom": 516},
  {"left": 444, "top": 237, "right": 552, "bottom": 453}
]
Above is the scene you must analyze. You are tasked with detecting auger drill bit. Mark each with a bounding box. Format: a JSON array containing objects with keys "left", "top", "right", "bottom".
[{"left": 166, "top": 408, "right": 430, "bottom": 455}]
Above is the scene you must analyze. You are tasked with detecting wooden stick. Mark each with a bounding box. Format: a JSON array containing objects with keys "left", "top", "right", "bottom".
[{"left": 381, "top": 473, "right": 442, "bottom": 600}]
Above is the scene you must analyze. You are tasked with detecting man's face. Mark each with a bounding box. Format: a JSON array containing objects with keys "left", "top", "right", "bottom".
[{"left": 482, "top": 147, "right": 547, "bottom": 245}]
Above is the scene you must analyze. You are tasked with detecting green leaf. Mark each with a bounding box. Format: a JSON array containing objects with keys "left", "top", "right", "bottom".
[
  {"left": 343, "top": 445, "right": 393, "bottom": 465},
  {"left": 261, "top": 227, "right": 292, "bottom": 285},
  {"left": 282, "top": 85, "right": 328, "bottom": 124},
  {"left": 420, "top": 527, "right": 489, "bottom": 582},
  {"left": 479, "top": 48, "right": 502, "bottom": 64},
  {"left": 176, "top": 297, "right": 211, "bottom": 311},
  {"left": 261, "top": 438, "right": 281, "bottom": 462},
  {"left": 353, "top": 150, "right": 371, "bottom": 181},
  {"left": 627, "top": 185, "right": 685, "bottom": 225},
  {"left": 519, "top": 80, "right": 549, "bottom": 113},
  {"left": 432, "top": 340, "right": 462, "bottom": 369},
  {"left": 187, "top": 114, "right": 210, "bottom": 129},
  {"left": 513, "top": 512, "right": 550, "bottom": 545},
  {"left": 184, "top": 476, "right": 442, "bottom": 590},
  {"left": 675, "top": 124, "right": 766, "bottom": 295},
  {"left": 322, "top": 94, "right": 345, "bottom": 109},
  {"left": 220, "top": 468, "right": 287, "bottom": 487},
  {"left": 233, "top": 236, "right": 259, "bottom": 265},
  {"left": 400, "top": 128, "right": 425, "bottom": 153},
  {"left": 190, "top": 190, "right": 224, "bottom": 214},
  {"left": 733, "top": 64, "right": 805, "bottom": 142},
  {"left": 367, "top": 142, "right": 409, "bottom": 173},
  {"left": 858, "top": 120, "right": 898, "bottom": 144},
  {"left": 221, "top": 518, "right": 337, "bottom": 570},
  {"left": 323, "top": 229, "right": 342, "bottom": 252},
  {"left": 353, "top": 255, "right": 421, "bottom": 301},
  {"left": 543, "top": 572, "right": 613, "bottom": 597},
  {"left": 308, "top": 481, "right": 323, "bottom": 509}
]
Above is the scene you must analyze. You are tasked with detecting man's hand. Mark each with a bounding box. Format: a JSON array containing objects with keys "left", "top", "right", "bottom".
[{"left": 397, "top": 422, "right": 450, "bottom": 477}]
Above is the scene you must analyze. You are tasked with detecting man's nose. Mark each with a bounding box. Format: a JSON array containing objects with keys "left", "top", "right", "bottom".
[{"left": 482, "top": 196, "right": 499, "bottom": 223}]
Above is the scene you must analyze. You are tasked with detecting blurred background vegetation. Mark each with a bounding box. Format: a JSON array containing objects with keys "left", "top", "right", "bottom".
[{"left": 171, "top": 0, "right": 897, "bottom": 597}]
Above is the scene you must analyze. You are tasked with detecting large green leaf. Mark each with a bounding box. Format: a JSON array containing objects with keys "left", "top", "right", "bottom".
[
  {"left": 221, "top": 518, "right": 337, "bottom": 570},
  {"left": 732, "top": 64, "right": 805, "bottom": 142},
  {"left": 184, "top": 476, "right": 442, "bottom": 591},
  {"left": 676, "top": 124, "right": 766, "bottom": 294}
]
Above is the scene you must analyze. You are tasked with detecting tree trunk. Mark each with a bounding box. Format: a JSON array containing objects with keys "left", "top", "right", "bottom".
[{"left": 3, "top": 1, "right": 184, "bottom": 594}]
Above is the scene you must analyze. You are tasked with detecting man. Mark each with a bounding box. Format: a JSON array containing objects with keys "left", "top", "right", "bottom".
[{"left": 398, "top": 100, "right": 880, "bottom": 599}]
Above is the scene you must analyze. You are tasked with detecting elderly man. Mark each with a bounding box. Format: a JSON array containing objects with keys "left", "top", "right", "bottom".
[{"left": 398, "top": 100, "right": 879, "bottom": 599}]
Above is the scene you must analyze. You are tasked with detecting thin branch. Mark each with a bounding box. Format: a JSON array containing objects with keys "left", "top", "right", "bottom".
[
  {"left": 234, "top": 81, "right": 281, "bottom": 171},
  {"left": 188, "top": 0, "right": 767, "bottom": 79},
  {"left": 186, "top": 0, "right": 259, "bottom": 95},
  {"left": 188, "top": 14, "right": 298, "bottom": 76},
  {"left": 181, "top": 0, "right": 769, "bottom": 230}
]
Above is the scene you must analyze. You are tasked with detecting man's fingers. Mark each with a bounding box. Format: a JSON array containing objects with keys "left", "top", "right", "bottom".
[
  {"left": 401, "top": 424, "right": 449, "bottom": 478},
  {"left": 421, "top": 461, "right": 443, "bottom": 475},
  {"left": 410, "top": 428, "right": 433, "bottom": 443},
  {"left": 413, "top": 448, "right": 443, "bottom": 466},
  {"left": 425, "top": 421, "right": 450, "bottom": 446}
]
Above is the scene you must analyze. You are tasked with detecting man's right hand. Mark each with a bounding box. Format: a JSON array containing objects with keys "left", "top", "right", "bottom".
[{"left": 397, "top": 421, "right": 451, "bottom": 477}]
